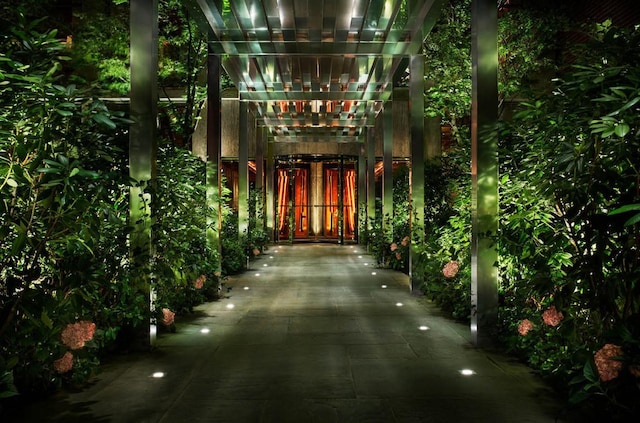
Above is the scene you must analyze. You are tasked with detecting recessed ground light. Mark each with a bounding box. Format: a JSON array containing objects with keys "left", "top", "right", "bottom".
[
  {"left": 418, "top": 325, "right": 430, "bottom": 331},
  {"left": 358, "top": 255, "right": 362, "bottom": 259},
  {"left": 371, "top": 271, "right": 377, "bottom": 275},
  {"left": 263, "top": 263, "right": 268, "bottom": 267},
  {"left": 226, "top": 304, "right": 235, "bottom": 309},
  {"left": 269, "top": 256, "right": 273, "bottom": 259},
  {"left": 381, "top": 285, "right": 387, "bottom": 289},
  {"left": 396, "top": 302, "right": 403, "bottom": 307},
  {"left": 364, "top": 263, "right": 369, "bottom": 266},
  {"left": 459, "top": 369, "right": 476, "bottom": 376},
  {"left": 255, "top": 273, "right": 260, "bottom": 277},
  {"left": 243, "top": 286, "right": 250, "bottom": 290},
  {"left": 200, "top": 328, "right": 210, "bottom": 334},
  {"left": 152, "top": 372, "right": 165, "bottom": 378}
]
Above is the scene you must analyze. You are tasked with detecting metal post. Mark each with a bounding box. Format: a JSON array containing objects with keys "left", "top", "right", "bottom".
[
  {"left": 266, "top": 135, "right": 275, "bottom": 241},
  {"left": 206, "top": 48, "right": 222, "bottom": 266},
  {"left": 238, "top": 102, "right": 249, "bottom": 237},
  {"left": 256, "top": 125, "right": 265, "bottom": 232},
  {"left": 367, "top": 126, "right": 376, "bottom": 245},
  {"left": 471, "top": 0, "right": 499, "bottom": 347},
  {"left": 129, "top": 0, "right": 158, "bottom": 350},
  {"left": 357, "top": 145, "right": 367, "bottom": 243},
  {"left": 409, "top": 54, "right": 425, "bottom": 292},
  {"left": 383, "top": 102, "right": 393, "bottom": 234}
]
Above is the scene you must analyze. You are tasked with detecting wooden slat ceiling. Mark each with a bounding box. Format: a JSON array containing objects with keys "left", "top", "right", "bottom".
[{"left": 189, "top": 0, "right": 443, "bottom": 143}]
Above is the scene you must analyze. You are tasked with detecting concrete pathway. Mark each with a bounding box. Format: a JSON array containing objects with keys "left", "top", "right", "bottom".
[{"left": 15, "top": 244, "right": 572, "bottom": 422}]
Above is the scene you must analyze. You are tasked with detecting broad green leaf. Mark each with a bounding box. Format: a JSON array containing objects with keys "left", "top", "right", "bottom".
[
  {"left": 40, "top": 311, "right": 53, "bottom": 329},
  {"left": 614, "top": 123, "right": 630, "bottom": 137},
  {"left": 69, "top": 168, "right": 80, "bottom": 177},
  {"left": 608, "top": 204, "right": 640, "bottom": 216},
  {"left": 92, "top": 113, "right": 117, "bottom": 129},
  {"left": 6, "top": 178, "right": 17, "bottom": 188},
  {"left": 55, "top": 109, "right": 73, "bottom": 117}
]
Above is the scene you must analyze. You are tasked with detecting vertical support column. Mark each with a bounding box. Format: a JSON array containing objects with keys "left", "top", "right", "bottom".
[
  {"left": 266, "top": 137, "right": 275, "bottom": 241},
  {"left": 206, "top": 49, "right": 222, "bottom": 267},
  {"left": 366, "top": 126, "right": 376, "bottom": 238},
  {"left": 382, "top": 102, "right": 393, "bottom": 234},
  {"left": 238, "top": 102, "right": 249, "bottom": 237},
  {"left": 409, "top": 55, "right": 425, "bottom": 292},
  {"left": 256, "top": 125, "right": 265, "bottom": 231},
  {"left": 471, "top": 0, "right": 499, "bottom": 347},
  {"left": 129, "top": 0, "right": 158, "bottom": 349},
  {"left": 338, "top": 156, "right": 345, "bottom": 244},
  {"left": 357, "top": 145, "right": 367, "bottom": 243}
]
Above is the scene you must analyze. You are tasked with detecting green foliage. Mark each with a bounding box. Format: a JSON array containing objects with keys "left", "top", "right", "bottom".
[
  {"left": 415, "top": 145, "right": 472, "bottom": 321},
  {"left": 499, "top": 21, "right": 640, "bottom": 418},
  {"left": 0, "top": 13, "right": 136, "bottom": 394},
  {"left": 366, "top": 166, "right": 411, "bottom": 271},
  {"left": 152, "top": 142, "right": 221, "bottom": 315}
]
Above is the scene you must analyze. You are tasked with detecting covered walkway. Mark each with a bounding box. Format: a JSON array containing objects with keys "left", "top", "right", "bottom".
[{"left": 16, "top": 245, "right": 572, "bottom": 422}]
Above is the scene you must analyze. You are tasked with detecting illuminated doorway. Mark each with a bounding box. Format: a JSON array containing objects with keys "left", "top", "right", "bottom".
[{"left": 276, "top": 157, "right": 357, "bottom": 242}]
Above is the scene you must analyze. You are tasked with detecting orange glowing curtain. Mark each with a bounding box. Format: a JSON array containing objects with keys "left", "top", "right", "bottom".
[
  {"left": 277, "top": 169, "right": 289, "bottom": 231},
  {"left": 344, "top": 169, "right": 356, "bottom": 234},
  {"left": 294, "top": 169, "right": 308, "bottom": 236},
  {"left": 324, "top": 169, "right": 338, "bottom": 235}
]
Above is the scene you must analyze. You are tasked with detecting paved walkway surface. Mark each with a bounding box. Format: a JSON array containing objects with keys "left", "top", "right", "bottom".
[{"left": 14, "top": 244, "right": 574, "bottom": 422}]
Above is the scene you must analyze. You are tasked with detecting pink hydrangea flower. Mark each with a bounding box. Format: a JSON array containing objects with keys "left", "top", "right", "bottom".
[
  {"left": 390, "top": 243, "right": 398, "bottom": 252},
  {"left": 594, "top": 343, "right": 624, "bottom": 382},
  {"left": 194, "top": 275, "right": 206, "bottom": 289},
  {"left": 395, "top": 252, "right": 402, "bottom": 260},
  {"left": 442, "top": 261, "right": 460, "bottom": 278},
  {"left": 401, "top": 236, "right": 410, "bottom": 246},
  {"left": 162, "top": 308, "right": 175, "bottom": 326},
  {"left": 542, "top": 306, "right": 564, "bottom": 327},
  {"left": 61, "top": 321, "right": 96, "bottom": 350},
  {"left": 214, "top": 271, "right": 221, "bottom": 277},
  {"left": 518, "top": 319, "right": 534, "bottom": 336},
  {"left": 253, "top": 248, "right": 260, "bottom": 256},
  {"left": 53, "top": 352, "right": 74, "bottom": 374}
]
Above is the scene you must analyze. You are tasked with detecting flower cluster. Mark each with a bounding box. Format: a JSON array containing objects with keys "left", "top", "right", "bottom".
[
  {"left": 400, "top": 236, "right": 410, "bottom": 247},
  {"left": 194, "top": 274, "right": 206, "bottom": 289},
  {"left": 53, "top": 351, "right": 74, "bottom": 374},
  {"left": 541, "top": 306, "right": 564, "bottom": 327},
  {"left": 390, "top": 242, "right": 398, "bottom": 252},
  {"left": 442, "top": 261, "right": 460, "bottom": 278},
  {"left": 594, "top": 343, "right": 624, "bottom": 382},
  {"left": 162, "top": 308, "right": 175, "bottom": 326},
  {"left": 252, "top": 248, "right": 260, "bottom": 256},
  {"left": 61, "top": 321, "right": 96, "bottom": 350},
  {"left": 518, "top": 319, "right": 534, "bottom": 336},
  {"left": 395, "top": 252, "right": 402, "bottom": 260}
]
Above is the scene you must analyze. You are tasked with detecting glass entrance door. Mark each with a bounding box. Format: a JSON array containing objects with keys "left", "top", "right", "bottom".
[{"left": 276, "top": 157, "right": 357, "bottom": 242}]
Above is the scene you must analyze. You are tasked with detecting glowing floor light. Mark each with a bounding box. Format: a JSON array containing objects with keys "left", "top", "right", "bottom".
[
  {"left": 371, "top": 272, "right": 377, "bottom": 275},
  {"left": 200, "top": 328, "right": 210, "bottom": 334},
  {"left": 396, "top": 302, "right": 403, "bottom": 307},
  {"left": 263, "top": 263, "right": 268, "bottom": 267},
  {"left": 418, "top": 325, "right": 430, "bottom": 331},
  {"left": 358, "top": 255, "right": 363, "bottom": 259},
  {"left": 459, "top": 369, "right": 476, "bottom": 376},
  {"left": 381, "top": 285, "right": 388, "bottom": 289},
  {"left": 244, "top": 286, "right": 250, "bottom": 290},
  {"left": 255, "top": 273, "right": 260, "bottom": 277},
  {"left": 152, "top": 372, "right": 165, "bottom": 378},
  {"left": 226, "top": 304, "right": 235, "bottom": 309}
]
